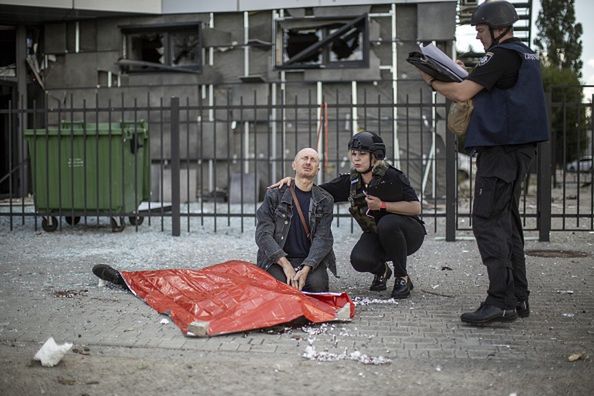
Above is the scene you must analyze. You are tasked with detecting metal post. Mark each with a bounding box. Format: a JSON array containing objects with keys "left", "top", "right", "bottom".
[
  {"left": 538, "top": 92, "right": 553, "bottom": 241},
  {"left": 75, "top": 22, "right": 80, "bottom": 53},
  {"left": 391, "top": 3, "right": 401, "bottom": 169},
  {"left": 208, "top": 13, "right": 214, "bottom": 123},
  {"left": 271, "top": 83, "right": 277, "bottom": 182},
  {"left": 537, "top": 140, "right": 552, "bottom": 242},
  {"left": 244, "top": 11, "right": 249, "bottom": 77},
  {"left": 536, "top": 100, "right": 554, "bottom": 248},
  {"left": 316, "top": 81, "right": 323, "bottom": 185},
  {"left": 445, "top": 102, "right": 457, "bottom": 241},
  {"left": 244, "top": 121, "right": 249, "bottom": 174},
  {"left": 171, "top": 97, "right": 180, "bottom": 236},
  {"left": 16, "top": 25, "right": 27, "bottom": 197},
  {"left": 351, "top": 81, "right": 358, "bottom": 133}
]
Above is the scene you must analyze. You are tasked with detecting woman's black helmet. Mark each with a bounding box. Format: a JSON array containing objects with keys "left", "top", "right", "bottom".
[
  {"left": 471, "top": 1, "right": 519, "bottom": 28},
  {"left": 348, "top": 131, "right": 386, "bottom": 160}
]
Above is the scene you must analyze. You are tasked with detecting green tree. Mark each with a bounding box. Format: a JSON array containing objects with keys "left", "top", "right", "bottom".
[
  {"left": 534, "top": 0, "right": 588, "bottom": 166},
  {"left": 534, "top": 0, "right": 583, "bottom": 77},
  {"left": 541, "top": 66, "right": 588, "bottom": 166}
]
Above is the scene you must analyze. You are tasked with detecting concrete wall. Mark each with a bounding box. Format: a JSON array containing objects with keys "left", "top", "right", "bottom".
[
  {"left": 0, "top": 0, "right": 161, "bottom": 14},
  {"left": 35, "top": 2, "right": 455, "bottom": 202}
]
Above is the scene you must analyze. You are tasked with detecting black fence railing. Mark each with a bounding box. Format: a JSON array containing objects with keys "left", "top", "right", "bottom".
[{"left": 0, "top": 87, "right": 592, "bottom": 239}]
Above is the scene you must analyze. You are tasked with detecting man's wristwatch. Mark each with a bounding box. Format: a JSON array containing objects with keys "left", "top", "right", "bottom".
[{"left": 380, "top": 201, "right": 387, "bottom": 211}]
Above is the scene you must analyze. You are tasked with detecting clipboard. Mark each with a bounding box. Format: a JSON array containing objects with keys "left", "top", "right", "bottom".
[{"left": 407, "top": 43, "right": 468, "bottom": 83}]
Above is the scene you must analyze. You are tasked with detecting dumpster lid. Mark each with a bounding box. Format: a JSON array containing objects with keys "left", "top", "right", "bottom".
[{"left": 25, "top": 121, "right": 147, "bottom": 137}]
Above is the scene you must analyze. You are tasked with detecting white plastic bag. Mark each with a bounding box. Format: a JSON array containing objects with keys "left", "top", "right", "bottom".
[{"left": 34, "top": 337, "right": 73, "bottom": 367}]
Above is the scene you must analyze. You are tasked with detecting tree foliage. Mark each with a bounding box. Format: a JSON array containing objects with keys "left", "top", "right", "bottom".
[
  {"left": 534, "top": 0, "right": 583, "bottom": 77},
  {"left": 541, "top": 66, "right": 589, "bottom": 165},
  {"left": 535, "top": 0, "right": 588, "bottom": 165}
]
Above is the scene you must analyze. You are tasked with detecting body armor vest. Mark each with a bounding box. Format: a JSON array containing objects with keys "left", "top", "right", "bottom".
[{"left": 465, "top": 41, "right": 549, "bottom": 149}]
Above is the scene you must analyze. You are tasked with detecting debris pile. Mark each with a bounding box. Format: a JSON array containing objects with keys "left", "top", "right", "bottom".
[{"left": 303, "top": 344, "right": 391, "bottom": 365}]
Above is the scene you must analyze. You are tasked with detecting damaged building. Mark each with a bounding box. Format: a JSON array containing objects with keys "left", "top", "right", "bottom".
[{"left": 0, "top": 0, "right": 460, "bottom": 205}]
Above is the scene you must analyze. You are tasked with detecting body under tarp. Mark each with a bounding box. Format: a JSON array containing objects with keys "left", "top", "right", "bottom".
[{"left": 120, "top": 260, "right": 355, "bottom": 337}]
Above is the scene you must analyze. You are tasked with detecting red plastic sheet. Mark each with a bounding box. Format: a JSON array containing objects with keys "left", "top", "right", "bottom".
[{"left": 120, "top": 260, "right": 355, "bottom": 337}]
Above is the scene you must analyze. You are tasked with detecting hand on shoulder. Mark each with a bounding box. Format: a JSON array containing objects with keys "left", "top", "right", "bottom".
[{"left": 268, "top": 177, "right": 292, "bottom": 189}]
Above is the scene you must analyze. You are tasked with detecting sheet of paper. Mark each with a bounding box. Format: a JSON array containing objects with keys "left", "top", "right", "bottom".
[{"left": 420, "top": 43, "right": 468, "bottom": 80}]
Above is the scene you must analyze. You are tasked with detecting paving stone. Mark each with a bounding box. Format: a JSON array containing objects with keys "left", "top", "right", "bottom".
[{"left": 1, "top": 220, "right": 593, "bottom": 394}]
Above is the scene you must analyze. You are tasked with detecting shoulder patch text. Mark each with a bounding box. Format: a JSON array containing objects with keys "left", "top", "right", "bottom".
[{"left": 478, "top": 52, "right": 494, "bottom": 67}]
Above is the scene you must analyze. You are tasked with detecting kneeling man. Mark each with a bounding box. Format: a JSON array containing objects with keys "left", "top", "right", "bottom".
[{"left": 255, "top": 148, "right": 336, "bottom": 292}]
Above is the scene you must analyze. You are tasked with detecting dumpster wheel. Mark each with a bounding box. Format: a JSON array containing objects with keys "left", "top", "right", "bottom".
[
  {"left": 42, "top": 216, "right": 59, "bottom": 232},
  {"left": 129, "top": 215, "right": 144, "bottom": 226},
  {"left": 110, "top": 217, "right": 126, "bottom": 233},
  {"left": 65, "top": 216, "right": 81, "bottom": 226}
]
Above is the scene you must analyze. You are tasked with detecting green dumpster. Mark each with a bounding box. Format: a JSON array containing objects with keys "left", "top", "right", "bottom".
[{"left": 25, "top": 121, "right": 150, "bottom": 232}]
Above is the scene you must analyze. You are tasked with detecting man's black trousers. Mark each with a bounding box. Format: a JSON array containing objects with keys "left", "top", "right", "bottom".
[{"left": 472, "top": 144, "right": 536, "bottom": 309}]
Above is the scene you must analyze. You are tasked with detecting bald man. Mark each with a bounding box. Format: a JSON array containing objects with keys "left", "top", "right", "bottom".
[{"left": 255, "top": 148, "right": 336, "bottom": 292}]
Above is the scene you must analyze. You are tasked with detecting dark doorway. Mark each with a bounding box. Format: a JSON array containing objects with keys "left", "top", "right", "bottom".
[
  {"left": 1, "top": 26, "right": 17, "bottom": 197},
  {"left": 0, "top": 82, "right": 18, "bottom": 197}
]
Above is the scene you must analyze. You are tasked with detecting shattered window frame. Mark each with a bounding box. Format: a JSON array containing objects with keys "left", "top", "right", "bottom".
[
  {"left": 120, "top": 22, "right": 202, "bottom": 73},
  {"left": 275, "top": 14, "right": 369, "bottom": 70}
]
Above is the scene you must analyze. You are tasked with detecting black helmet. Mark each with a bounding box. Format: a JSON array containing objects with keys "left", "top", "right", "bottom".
[
  {"left": 348, "top": 131, "right": 386, "bottom": 160},
  {"left": 471, "top": 1, "right": 519, "bottom": 28}
]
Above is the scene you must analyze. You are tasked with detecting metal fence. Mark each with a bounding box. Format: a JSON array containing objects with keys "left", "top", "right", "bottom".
[
  {"left": 1, "top": 86, "right": 592, "bottom": 239},
  {"left": 546, "top": 88, "right": 593, "bottom": 233}
]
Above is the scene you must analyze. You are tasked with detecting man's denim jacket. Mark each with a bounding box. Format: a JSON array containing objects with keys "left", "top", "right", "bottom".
[{"left": 255, "top": 184, "right": 337, "bottom": 276}]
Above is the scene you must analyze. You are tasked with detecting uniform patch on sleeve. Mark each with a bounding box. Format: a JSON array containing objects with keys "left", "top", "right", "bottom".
[{"left": 478, "top": 52, "right": 494, "bottom": 66}]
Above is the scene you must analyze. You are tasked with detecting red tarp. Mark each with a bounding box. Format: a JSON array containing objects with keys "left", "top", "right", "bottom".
[{"left": 120, "top": 260, "right": 355, "bottom": 337}]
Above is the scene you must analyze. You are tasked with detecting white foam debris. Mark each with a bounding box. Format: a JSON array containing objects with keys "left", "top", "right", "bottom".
[
  {"left": 338, "top": 328, "right": 352, "bottom": 337},
  {"left": 352, "top": 296, "right": 399, "bottom": 306},
  {"left": 301, "top": 323, "right": 334, "bottom": 336},
  {"left": 33, "top": 337, "right": 73, "bottom": 367},
  {"left": 301, "top": 324, "right": 370, "bottom": 339},
  {"left": 303, "top": 345, "right": 391, "bottom": 365}
]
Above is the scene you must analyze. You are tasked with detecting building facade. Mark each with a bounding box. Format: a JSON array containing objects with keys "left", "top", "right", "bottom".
[{"left": 0, "top": 0, "right": 457, "bottom": 202}]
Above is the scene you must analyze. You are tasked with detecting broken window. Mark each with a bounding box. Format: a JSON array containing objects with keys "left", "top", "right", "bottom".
[
  {"left": 276, "top": 14, "right": 368, "bottom": 70},
  {"left": 0, "top": 27, "right": 16, "bottom": 77},
  {"left": 120, "top": 23, "right": 201, "bottom": 72}
]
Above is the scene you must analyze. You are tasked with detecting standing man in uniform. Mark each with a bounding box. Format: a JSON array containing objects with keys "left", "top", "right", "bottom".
[
  {"left": 256, "top": 148, "right": 336, "bottom": 292},
  {"left": 418, "top": 1, "right": 549, "bottom": 325}
]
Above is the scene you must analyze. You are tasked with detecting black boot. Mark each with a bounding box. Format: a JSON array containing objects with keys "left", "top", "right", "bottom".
[
  {"left": 370, "top": 262, "right": 392, "bottom": 291},
  {"left": 460, "top": 302, "right": 518, "bottom": 325},
  {"left": 92, "top": 264, "right": 126, "bottom": 286},
  {"left": 516, "top": 300, "right": 530, "bottom": 318},
  {"left": 391, "top": 276, "right": 413, "bottom": 299}
]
